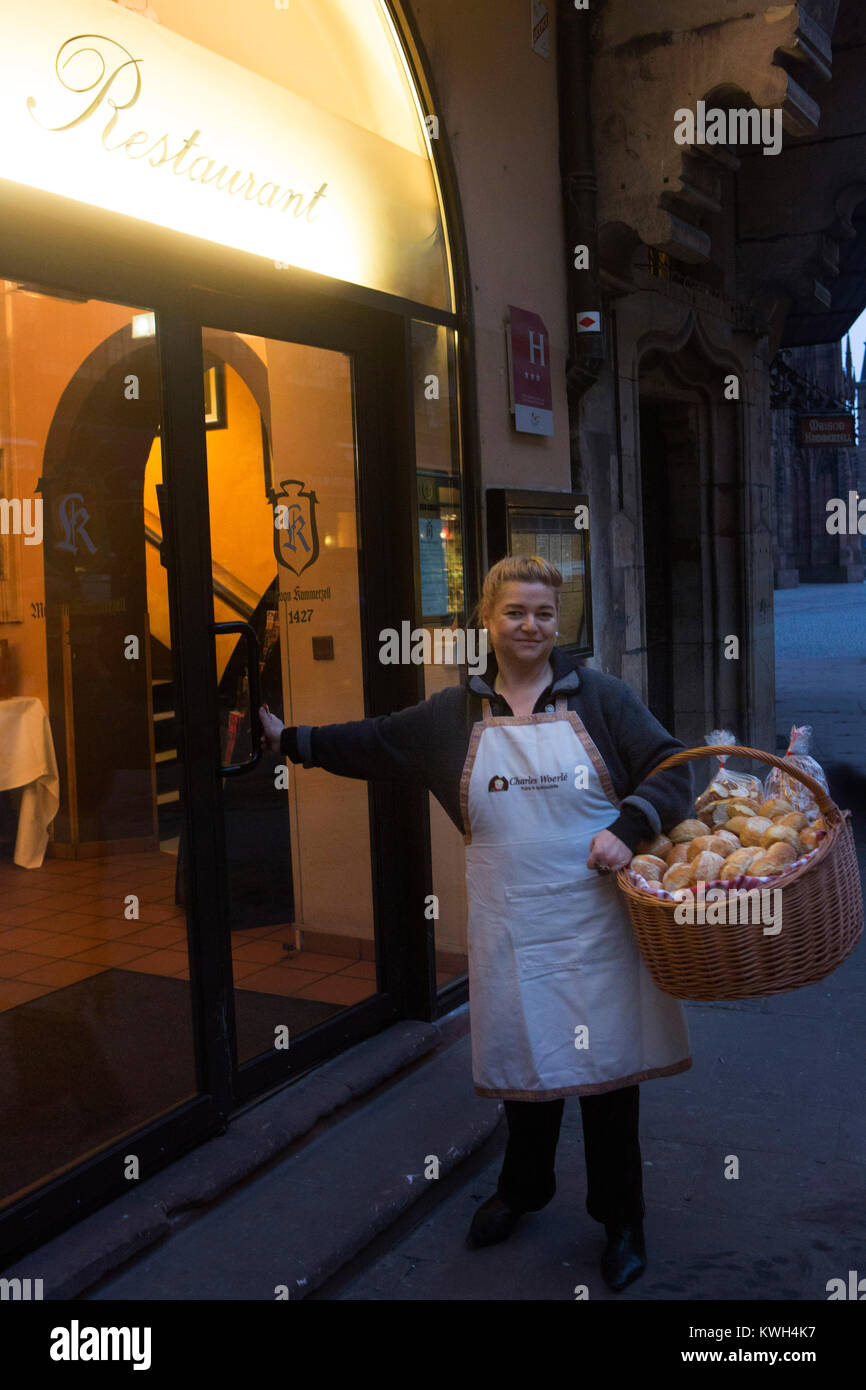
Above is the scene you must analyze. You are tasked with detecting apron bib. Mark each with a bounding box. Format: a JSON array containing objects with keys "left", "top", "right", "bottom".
[{"left": 460, "top": 694, "right": 692, "bottom": 1099}]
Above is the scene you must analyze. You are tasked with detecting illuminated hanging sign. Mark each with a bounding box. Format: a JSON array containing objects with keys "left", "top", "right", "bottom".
[{"left": 0, "top": 0, "right": 429, "bottom": 293}]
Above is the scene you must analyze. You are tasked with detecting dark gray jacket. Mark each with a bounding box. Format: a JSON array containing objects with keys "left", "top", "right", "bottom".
[{"left": 279, "top": 647, "right": 694, "bottom": 852}]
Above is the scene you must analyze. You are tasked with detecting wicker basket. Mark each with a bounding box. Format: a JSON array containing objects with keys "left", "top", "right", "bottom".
[{"left": 616, "top": 744, "right": 863, "bottom": 1001}]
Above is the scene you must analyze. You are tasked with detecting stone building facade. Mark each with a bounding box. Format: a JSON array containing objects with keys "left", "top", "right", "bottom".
[
  {"left": 558, "top": 0, "right": 866, "bottom": 756},
  {"left": 772, "top": 340, "right": 863, "bottom": 586}
]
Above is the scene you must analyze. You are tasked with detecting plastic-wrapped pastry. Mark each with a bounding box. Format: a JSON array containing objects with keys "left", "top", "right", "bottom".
[
  {"left": 699, "top": 800, "right": 735, "bottom": 827},
  {"left": 763, "top": 726, "right": 829, "bottom": 812},
  {"left": 695, "top": 730, "right": 764, "bottom": 809},
  {"left": 757, "top": 798, "right": 793, "bottom": 819}
]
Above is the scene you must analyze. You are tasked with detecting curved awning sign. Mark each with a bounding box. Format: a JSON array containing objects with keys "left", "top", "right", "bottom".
[{"left": 0, "top": 0, "right": 452, "bottom": 308}]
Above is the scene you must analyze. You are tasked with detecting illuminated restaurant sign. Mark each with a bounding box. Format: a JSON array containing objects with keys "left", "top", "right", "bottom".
[{"left": 0, "top": 0, "right": 445, "bottom": 299}]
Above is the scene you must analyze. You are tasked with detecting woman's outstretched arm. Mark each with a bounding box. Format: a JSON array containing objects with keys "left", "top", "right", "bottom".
[{"left": 260, "top": 696, "right": 438, "bottom": 788}]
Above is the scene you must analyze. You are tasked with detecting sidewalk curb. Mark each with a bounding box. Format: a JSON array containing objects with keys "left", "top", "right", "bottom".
[
  {"left": 5, "top": 1018, "right": 460, "bottom": 1299},
  {"left": 84, "top": 1032, "right": 500, "bottom": 1301}
]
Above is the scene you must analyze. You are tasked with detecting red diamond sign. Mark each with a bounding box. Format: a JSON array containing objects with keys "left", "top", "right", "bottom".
[{"left": 577, "top": 311, "right": 601, "bottom": 332}]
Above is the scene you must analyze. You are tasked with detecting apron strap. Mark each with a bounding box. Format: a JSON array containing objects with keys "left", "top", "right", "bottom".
[{"left": 481, "top": 698, "right": 494, "bottom": 723}]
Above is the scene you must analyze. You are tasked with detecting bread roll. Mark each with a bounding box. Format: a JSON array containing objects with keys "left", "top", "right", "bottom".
[
  {"left": 740, "top": 816, "right": 773, "bottom": 847},
  {"left": 636, "top": 834, "right": 673, "bottom": 859},
  {"left": 726, "top": 816, "right": 756, "bottom": 840},
  {"left": 758, "top": 798, "right": 793, "bottom": 819},
  {"left": 813, "top": 816, "right": 826, "bottom": 831},
  {"left": 714, "top": 829, "right": 742, "bottom": 852},
  {"left": 746, "top": 854, "right": 787, "bottom": 877},
  {"left": 760, "top": 824, "right": 800, "bottom": 852},
  {"left": 689, "top": 851, "right": 725, "bottom": 884},
  {"left": 662, "top": 863, "right": 694, "bottom": 891},
  {"left": 686, "top": 833, "right": 738, "bottom": 862},
  {"left": 719, "top": 848, "right": 763, "bottom": 879},
  {"left": 764, "top": 841, "right": 796, "bottom": 865},
  {"left": 699, "top": 800, "right": 736, "bottom": 827},
  {"left": 665, "top": 843, "right": 691, "bottom": 866},
  {"left": 775, "top": 811, "right": 807, "bottom": 831},
  {"left": 669, "top": 819, "right": 709, "bottom": 844},
  {"left": 685, "top": 834, "right": 712, "bottom": 860},
  {"left": 799, "top": 827, "right": 821, "bottom": 852},
  {"left": 630, "top": 854, "right": 667, "bottom": 882}
]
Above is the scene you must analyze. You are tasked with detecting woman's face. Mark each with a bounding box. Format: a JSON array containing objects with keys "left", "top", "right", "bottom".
[{"left": 483, "top": 581, "right": 559, "bottom": 669}]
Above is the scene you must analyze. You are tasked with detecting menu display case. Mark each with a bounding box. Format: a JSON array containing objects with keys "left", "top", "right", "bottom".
[{"left": 486, "top": 488, "right": 592, "bottom": 655}]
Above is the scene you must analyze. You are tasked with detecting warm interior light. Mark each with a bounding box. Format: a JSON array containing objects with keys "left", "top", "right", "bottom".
[
  {"left": 132, "top": 312, "right": 156, "bottom": 338},
  {"left": 0, "top": 0, "right": 449, "bottom": 306}
]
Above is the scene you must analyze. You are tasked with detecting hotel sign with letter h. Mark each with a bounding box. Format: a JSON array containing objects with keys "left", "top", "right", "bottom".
[{"left": 506, "top": 305, "right": 554, "bottom": 436}]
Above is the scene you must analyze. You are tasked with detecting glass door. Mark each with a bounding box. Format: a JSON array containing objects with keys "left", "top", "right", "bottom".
[
  {"left": 186, "top": 329, "right": 381, "bottom": 1065},
  {"left": 0, "top": 279, "right": 428, "bottom": 1257},
  {"left": 0, "top": 281, "right": 206, "bottom": 1217}
]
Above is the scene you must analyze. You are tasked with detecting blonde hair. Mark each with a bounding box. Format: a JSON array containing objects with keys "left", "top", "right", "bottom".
[{"left": 471, "top": 555, "right": 562, "bottom": 627}]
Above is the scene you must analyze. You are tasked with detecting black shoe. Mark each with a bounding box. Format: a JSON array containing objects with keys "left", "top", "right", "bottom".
[
  {"left": 600, "top": 1221, "right": 647, "bottom": 1291},
  {"left": 465, "top": 1193, "right": 522, "bottom": 1249}
]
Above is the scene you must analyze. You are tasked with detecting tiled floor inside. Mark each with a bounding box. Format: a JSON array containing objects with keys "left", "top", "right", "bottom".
[{"left": 0, "top": 850, "right": 457, "bottom": 1013}]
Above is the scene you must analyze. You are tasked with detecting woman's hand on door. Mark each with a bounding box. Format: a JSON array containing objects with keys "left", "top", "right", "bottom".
[
  {"left": 259, "top": 704, "right": 284, "bottom": 754},
  {"left": 587, "top": 829, "right": 632, "bottom": 874}
]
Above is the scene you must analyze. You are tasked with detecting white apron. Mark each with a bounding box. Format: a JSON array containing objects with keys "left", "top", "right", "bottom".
[{"left": 460, "top": 694, "right": 692, "bottom": 1100}]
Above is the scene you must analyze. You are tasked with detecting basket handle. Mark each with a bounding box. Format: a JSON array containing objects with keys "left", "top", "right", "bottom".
[{"left": 644, "top": 744, "right": 841, "bottom": 826}]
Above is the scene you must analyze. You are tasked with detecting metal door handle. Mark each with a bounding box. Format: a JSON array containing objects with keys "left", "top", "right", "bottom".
[{"left": 213, "top": 621, "right": 263, "bottom": 777}]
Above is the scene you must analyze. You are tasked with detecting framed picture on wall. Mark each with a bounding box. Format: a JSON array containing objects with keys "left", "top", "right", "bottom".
[{"left": 486, "top": 488, "right": 593, "bottom": 655}]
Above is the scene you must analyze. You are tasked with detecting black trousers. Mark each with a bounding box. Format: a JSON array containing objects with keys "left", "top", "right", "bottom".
[{"left": 495, "top": 1085, "right": 645, "bottom": 1227}]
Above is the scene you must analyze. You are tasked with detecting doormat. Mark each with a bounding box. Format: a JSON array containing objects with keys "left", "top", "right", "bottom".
[{"left": 0, "top": 968, "right": 343, "bottom": 1205}]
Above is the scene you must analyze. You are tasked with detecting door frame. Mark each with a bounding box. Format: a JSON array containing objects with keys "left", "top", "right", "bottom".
[
  {"left": 164, "top": 286, "right": 438, "bottom": 1108},
  {"left": 0, "top": 186, "right": 447, "bottom": 1261}
]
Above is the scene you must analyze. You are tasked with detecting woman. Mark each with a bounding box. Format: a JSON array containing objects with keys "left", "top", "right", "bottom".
[{"left": 259, "top": 555, "right": 694, "bottom": 1292}]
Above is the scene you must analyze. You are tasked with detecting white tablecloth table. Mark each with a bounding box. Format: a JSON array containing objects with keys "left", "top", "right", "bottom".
[{"left": 0, "top": 697, "right": 61, "bottom": 869}]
